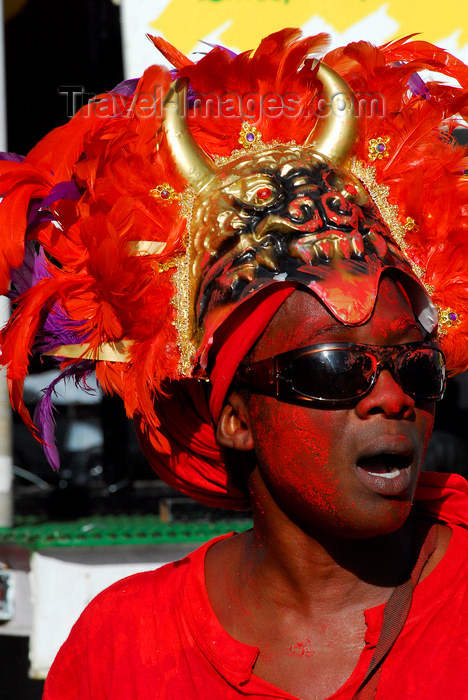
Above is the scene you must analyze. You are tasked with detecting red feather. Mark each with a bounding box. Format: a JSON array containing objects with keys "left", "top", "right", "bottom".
[{"left": 147, "top": 34, "right": 193, "bottom": 69}]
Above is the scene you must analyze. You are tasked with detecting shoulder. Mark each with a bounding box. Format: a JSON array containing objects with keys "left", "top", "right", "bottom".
[
  {"left": 385, "top": 522, "right": 468, "bottom": 696},
  {"left": 43, "top": 536, "right": 229, "bottom": 700},
  {"left": 80, "top": 563, "right": 176, "bottom": 624},
  {"left": 53, "top": 533, "right": 237, "bottom": 642},
  {"left": 414, "top": 472, "right": 468, "bottom": 579},
  {"left": 442, "top": 520, "right": 468, "bottom": 568},
  {"left": 79, "top": 536, "right": 218, "bottom": 623},
  {"left": 414, "top": 519, "right": 468, "bottom": 613},
  {"left": 414, "top": 471, "right": 468, "bottom": 528},
  {"left": 42, "top": 562, "right": 180, "bottom": 700}
]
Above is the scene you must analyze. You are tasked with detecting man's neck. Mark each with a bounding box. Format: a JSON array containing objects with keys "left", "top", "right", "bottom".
[
  {"left": 246, "top": 515, "right": 413, "bottom": 615},
  {"left": 203, "top": 469, "right": 448, "bottom": 700}
]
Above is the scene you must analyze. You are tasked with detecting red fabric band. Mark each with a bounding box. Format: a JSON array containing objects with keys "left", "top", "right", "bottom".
[{"left": 136, "top": 284, "right": 296, "bottom": 509}]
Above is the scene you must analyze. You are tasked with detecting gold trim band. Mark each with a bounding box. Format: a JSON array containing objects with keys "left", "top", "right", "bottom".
[
  {"left": 45, "top": 340, "right": 132, "bottom": 363},
  {"left": 127, "top": 241, "right": 166, "bottom": 256}
]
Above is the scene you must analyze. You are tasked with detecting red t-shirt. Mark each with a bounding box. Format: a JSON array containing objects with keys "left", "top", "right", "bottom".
[{"left": 43, "top": 473, "right": 468, "bottom": 699}]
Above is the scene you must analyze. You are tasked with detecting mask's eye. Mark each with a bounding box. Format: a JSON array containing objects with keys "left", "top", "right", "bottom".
[
  {"left": 256, "top": 186, "right": 272, "bottom": 201},
  {"left": 225, "top": 174, "right": 280, "bottom": 208}
]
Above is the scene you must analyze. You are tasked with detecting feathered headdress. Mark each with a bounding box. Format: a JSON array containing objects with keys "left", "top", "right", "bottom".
[{"left": 1, "top": 29, "right": 467, "bottom": 479}]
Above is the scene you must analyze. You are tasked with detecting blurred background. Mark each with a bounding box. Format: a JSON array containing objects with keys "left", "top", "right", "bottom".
[{"left": 1, "top": 0, "right": 468, "bottom": 697}]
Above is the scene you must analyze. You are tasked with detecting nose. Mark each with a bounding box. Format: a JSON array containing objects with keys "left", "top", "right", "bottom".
[{"left": 355, "top": 369, "right": 415, "bottom": 420}]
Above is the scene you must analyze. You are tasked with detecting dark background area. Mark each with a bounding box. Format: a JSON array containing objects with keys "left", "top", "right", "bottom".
[{"left": 4, "top": 0, "right": 123, "bottom": 156}]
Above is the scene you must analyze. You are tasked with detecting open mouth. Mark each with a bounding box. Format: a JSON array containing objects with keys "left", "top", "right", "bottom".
[
  {"left": 357, "top": 453, "right": 413, "bottom": 479},
  {"left": 355, "top": 451, "right": 414, "bottom": 495}
]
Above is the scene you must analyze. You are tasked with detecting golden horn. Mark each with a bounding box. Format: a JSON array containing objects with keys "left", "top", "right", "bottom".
[
  {"left": 304, "top": 61, "right": 358, "bottom": 163},
  {"left": 162, "top": 79, "right": 217, "bottom": 192}
]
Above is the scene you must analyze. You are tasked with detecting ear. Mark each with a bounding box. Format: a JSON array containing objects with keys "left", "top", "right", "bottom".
[{"left": 216, "top": 392, "right": 255, "bottom": 451}]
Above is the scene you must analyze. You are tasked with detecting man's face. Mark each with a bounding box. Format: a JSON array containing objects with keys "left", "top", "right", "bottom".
[{"left": 243, "top": 277, "right": 436, "bottom": 539}]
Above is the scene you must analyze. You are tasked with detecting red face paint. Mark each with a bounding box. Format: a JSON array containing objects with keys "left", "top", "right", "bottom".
[{"left": 247, "top": 277, "right": 435, "bottom": 539}]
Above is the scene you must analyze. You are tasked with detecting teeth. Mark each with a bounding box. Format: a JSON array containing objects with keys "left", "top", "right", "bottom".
[{"left": 368, "top": 468, "right": 401, "bottom": 479}]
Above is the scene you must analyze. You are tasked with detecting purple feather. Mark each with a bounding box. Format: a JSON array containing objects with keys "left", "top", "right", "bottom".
[
  {"left": 0, "top": 151, "right": 25, "bottom": 162},
  {"left": 33, "top": 382, "right": 60, "bottom": 470},
  {"left": 33, "top": 361, "right": 95, "bottom": 470},
  {"left": 408, "top": 72, "right": 430, "bottom": 100},
  {"left": 111, "top": 78, "right": 139, "bottom": 96},
  {"left": 31, "top": 246, "right": 49, "bottom": 286},
  {"left": 27, "top": 180, "right": 81, "bottom": 229},
  {"left": 8, "top": 242, "right": 49, "bottom": 300},
  {"left": 110, "top": 74, "right": 200, "bottom": 111},
  {"left": 41, "top": 181, "right": 81, "bottom": 208},
  {"left": 198, "top": 40, "right": 238, "bottom": 59},
  {"left": 8, "top": 240, "right": 90, "bottom": 351},
  {"left": 43, "top": 307, "right": 86, "bottom": 339},
  {"left": 34, "top": 301, "right": 90, "bottom": 355},
  {"left": 38, "top": 316, "right": 89, "bottom": 352}
]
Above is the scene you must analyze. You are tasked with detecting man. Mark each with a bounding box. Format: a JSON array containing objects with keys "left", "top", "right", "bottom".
[
  {"left": 211, "top": 280, "right": 451, "bottom": 697},
  {"left": 40, "top": 277, "right": 466, "bottom": 699},
  {"left": 1, "top": 29, "right": 468, "bottom": 698}
]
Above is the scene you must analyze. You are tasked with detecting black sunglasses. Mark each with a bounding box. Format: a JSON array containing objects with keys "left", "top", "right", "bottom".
[{"left": 235, "top": 342, "right": 446, "bottom": 405}]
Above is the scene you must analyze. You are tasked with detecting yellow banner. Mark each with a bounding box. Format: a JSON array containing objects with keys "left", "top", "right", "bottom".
[
  {"left": 155, "top": 0, "right": 467, "bottom": 54},
  {"left": 121, "top": 0, "right": 468, "bottom": 77}
]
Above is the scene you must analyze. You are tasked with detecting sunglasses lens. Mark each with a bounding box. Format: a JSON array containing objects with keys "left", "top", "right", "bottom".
[
  {"left": 397, "top": 348, "right": 445, "bottom": 400},
  {"left": 239, "top": 343, "right": 446, "bottom": 405},
  {"left": 288, "top": 349, "right": 375, "bottom": 401}
]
